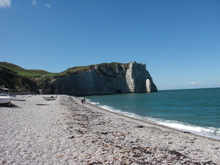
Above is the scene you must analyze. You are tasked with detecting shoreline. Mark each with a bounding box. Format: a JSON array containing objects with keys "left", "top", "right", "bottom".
[
  {"left": 85, "top": 99, "right": 220, "bottom": 142},
  {"left": 71, "top": 95, "right": 220, "bottom": 164},
  {"left": 1, "top": 94, "right": 220, "bottom": 164}
]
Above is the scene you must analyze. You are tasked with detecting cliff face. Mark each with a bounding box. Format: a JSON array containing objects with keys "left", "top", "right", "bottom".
[{"left": 51, "top": 62, "right": 157, "bottom": 96}]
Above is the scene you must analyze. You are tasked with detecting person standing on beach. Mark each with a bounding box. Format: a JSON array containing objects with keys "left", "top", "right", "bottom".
[{"left": 81, "top": 98, "right": 86, "bottom": 104}]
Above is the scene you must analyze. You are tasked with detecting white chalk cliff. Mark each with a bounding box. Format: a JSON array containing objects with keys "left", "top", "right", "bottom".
[{"left": 51, "top": 62, "right": 157, "bottom": 95}]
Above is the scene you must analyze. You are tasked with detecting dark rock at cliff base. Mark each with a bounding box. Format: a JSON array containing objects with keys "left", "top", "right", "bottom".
[{"left": 51, "top": 62, "right": 157, "bottom": 96}]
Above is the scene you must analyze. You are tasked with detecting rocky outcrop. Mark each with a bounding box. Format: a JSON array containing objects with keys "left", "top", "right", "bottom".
[{"left": 51, "top": 62, "right": 157, "bottom": 96}]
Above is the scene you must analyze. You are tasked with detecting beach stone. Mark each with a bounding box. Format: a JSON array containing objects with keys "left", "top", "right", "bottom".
[{"left": 0, "top": 95, "right": 219, "bottom": 164}]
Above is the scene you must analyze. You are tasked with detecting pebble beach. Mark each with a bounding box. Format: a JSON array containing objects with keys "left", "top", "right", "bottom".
[{"left": 0, "top": 95, "right": 220, "bottom": 165}]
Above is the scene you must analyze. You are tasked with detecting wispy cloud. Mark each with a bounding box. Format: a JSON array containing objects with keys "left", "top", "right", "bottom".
[
  {"left": 32, "top": 0, "right": 36, "bottom": 6},
  {"left": 0, "top": 0, "right": 11, "bottom": 8},
  {"left": 188, "top": 81, "right": 202, "bottom": 85},
  {"left": 45, "top": 3, "right": 51, "bottom": 8}
]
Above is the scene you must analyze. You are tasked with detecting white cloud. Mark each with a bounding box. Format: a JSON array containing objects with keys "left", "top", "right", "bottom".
[
  {"left": 188, "top": 81, "right": 201, "bottom": 85},
  {"left": 45, "top": 4, "right": 51, "bottom": 8},
  {"left": 32, "top": 0, "right": 36, "bottom": 5},
  {"left": 0, "top": 0, "right": 11, "bottom": 8}
]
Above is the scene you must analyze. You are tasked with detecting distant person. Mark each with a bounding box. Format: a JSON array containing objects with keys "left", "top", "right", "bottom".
[{"left": 81, "top": 98, "right": 86, "bottom": 104}]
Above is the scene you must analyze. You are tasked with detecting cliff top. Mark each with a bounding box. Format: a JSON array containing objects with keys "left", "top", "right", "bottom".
[
  {"left": 0, "top": 61, "right": 147, "bottom": 93},
  {"left": 0, "top": 62, "right": 56, "bottom": 77},
  {"left": 60, "top": 61, "right": 144, "bottom": 75}
]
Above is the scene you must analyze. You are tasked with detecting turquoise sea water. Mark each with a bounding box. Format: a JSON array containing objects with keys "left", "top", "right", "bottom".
[{"left": 85, "top": 88, "right": 220, "bottom": 140}]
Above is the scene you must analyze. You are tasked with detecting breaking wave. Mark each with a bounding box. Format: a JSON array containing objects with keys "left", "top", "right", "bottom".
[{"left": 88, "top": 99, "right": 220, "bottom": 140}]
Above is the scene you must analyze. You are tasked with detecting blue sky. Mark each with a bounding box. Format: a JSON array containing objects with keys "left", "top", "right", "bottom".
[{"left": 1, "top": 0, "right": 220, "bottom": 90}]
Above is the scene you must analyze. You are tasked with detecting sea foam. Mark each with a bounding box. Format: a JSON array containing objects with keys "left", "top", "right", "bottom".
[{"left": 88, "top": 99, "right": 220, "bottom": 140}]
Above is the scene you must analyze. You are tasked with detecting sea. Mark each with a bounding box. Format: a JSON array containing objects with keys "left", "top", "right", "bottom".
[{"left": 85, "top": 88, "right": 220, "bottom": 140}]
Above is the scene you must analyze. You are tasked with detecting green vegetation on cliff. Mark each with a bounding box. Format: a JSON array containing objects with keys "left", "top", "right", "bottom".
[
  {"left": 0, "top": 61, "right": 129, "bottom": 93},
  {"left": 0, "top": 67, "right": 39, "bottom": 92},
  {"left": 0, "top": 62, "right": 57, "bottom": 77},
  {"left": 61, "top": 62, "right": 129, "bottom": 76},
  {"left": 0, "top": 62, "right": 57, "bottom": 93}
]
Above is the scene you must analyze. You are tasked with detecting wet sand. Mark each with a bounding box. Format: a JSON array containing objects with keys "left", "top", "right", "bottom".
[{"left": 0, "top": 95, "right": 220, "bottom": 164}]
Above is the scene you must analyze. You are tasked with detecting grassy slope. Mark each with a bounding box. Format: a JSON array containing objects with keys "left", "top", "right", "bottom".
[
  {"left": 0, "top": 61, "right": 128, "bottom": 92},
  {"left": 0, "top": 68, "right": 39, "bottom": 92},
  {"left": 0, "top": 62, "right": 57, "bottom": 77},
  {"left": 1, "top": 61, "right": 126, "bottom": 76},
  {"left": 0, "top": 62, "right": 57, "bottom": 92}
]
